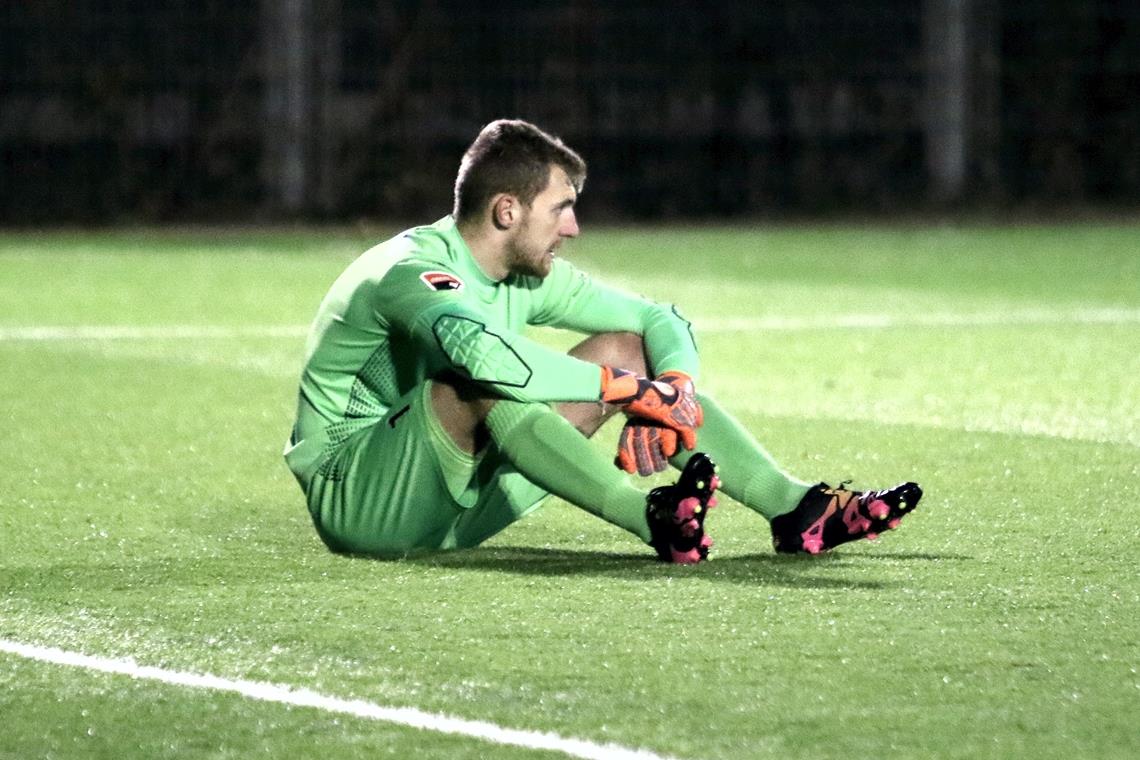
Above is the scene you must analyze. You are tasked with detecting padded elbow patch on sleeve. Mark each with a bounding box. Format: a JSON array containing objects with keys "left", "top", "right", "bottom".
[{"left": 432, "top": 314, "right": 533, "bottom": 388}]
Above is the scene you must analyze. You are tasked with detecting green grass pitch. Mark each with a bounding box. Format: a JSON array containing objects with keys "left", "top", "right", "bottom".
[{"left": 1, "top": 223, "right": 1137, "bottom": 759}]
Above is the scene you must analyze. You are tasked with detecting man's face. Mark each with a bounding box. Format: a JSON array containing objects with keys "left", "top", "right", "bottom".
[{"left": 505, "top": 165, "right": 579, "bottom": 278}]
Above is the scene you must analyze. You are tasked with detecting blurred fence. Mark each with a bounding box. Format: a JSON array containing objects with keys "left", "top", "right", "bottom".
[{"left": 1, "top": 0, "right": 1137, "bottom": 222}]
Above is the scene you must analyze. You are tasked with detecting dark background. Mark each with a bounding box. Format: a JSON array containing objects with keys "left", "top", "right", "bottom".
[{"left": 1, "top": 0, "right": 1137, "bottom": 223}]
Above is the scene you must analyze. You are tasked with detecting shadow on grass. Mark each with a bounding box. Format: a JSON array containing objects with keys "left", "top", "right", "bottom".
[
  {"left": 400, "top": 545, "right": 948, "bottom": 590},
  {"left": 837, "top": 550, "right": 973, "bottom": 562},
  {"left": 1, "top": 546, "right": 972, "bottom": 596}
]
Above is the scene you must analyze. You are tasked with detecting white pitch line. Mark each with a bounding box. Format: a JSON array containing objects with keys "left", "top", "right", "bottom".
[
  {"left": 0, "top": 639, "right": 679, "bottom": 760},
  {"left": 695, "top": 306, "right": 1140, "bottom": 332},
  {"left": 1, "top": 307, "right": 1138, "bottom": 342},
  {"left": 0, "top": 324, "right": 308, "bottom": 341}
]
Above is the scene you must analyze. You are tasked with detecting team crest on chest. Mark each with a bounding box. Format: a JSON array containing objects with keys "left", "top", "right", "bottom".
[{"left": 420, "top": 271, "right": 465, "bottom": 292}]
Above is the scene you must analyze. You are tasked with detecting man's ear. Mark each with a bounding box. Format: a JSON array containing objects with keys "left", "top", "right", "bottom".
[{"left": 491, "top": 194, "right": 518, "bottom": 230}]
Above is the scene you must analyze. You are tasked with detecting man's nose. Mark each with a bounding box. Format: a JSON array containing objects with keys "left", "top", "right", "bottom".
[{"left": 560, "top": 210, "right": 579, "bottom": 237}]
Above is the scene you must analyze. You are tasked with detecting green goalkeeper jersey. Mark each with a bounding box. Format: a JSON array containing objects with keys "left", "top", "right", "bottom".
[{"left": 284, "top": 215, "right": 699, "bottom": 484}]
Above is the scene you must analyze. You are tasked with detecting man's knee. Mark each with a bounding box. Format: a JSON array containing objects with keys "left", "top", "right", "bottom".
[
  {"left": 432, "top": 332, "right": 649, "bottom": 446},
  {"left": 556, "top": 332, "right": 648, "bottom": 439},
  {"left": 568, "top": 331, "right": 648, "bottom": 376}
]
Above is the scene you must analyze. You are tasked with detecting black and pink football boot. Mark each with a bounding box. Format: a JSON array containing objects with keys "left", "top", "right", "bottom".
[
  {"left": 646, "top": 453, "right": 720, "bottom": 564},
  {"left": 771, "top": 481, "right": 923, "bottom": 555}
]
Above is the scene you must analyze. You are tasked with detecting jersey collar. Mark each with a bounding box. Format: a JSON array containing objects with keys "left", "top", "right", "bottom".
[{"left": 434, "top": 215, "right": 502, "bottom": 288}]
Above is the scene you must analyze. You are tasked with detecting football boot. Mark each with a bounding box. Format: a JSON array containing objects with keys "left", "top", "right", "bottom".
[
  {"left": 646, "top": 453, "right": 721, "bottom": 564},
  {"left": 770, "top": 481, "right": 923, "bottom": 555}
]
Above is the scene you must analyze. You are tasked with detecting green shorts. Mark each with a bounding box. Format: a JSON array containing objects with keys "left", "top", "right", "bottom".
[{"left": 302, "top": 382, "right": 550, "bottom": 556}]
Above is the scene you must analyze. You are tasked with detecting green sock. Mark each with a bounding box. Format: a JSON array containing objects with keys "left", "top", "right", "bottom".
[
  {"left": 671, "top": 393, "right": 811, "bottom": 521},
  {"left": 484, "top": 401, "right": 652, "bottom": 543}
]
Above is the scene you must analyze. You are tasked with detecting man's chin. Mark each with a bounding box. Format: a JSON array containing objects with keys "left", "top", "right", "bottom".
[{"left": 519, "top": 256, "right": 553, "bottom": 279}]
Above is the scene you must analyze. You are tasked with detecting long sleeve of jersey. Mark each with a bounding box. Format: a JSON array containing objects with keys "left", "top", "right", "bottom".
[
  {"left": 530, "top": 259, "right": 701, "bottom": 380},
  {"left": 376, "top": 261, "right": 604, "bottom": 402}
]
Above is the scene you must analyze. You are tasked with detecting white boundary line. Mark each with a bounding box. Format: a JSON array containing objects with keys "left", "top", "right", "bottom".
[
  {"left": 0, "top": 325, "right": 308, "bottom": 341},
  {"left": 1, "top": 307, "right": 1138, "bottom": 342},
  {"left": 696, "top": 307, "right": 1140, "bottom": 332},
  {"left": 0, "top": 639, "right": 679, "bottom": 760}
]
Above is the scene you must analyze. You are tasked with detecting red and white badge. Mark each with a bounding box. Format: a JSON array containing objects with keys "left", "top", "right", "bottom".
[{"left": 419, "top": 271, "right": 465, "bottom": 292}]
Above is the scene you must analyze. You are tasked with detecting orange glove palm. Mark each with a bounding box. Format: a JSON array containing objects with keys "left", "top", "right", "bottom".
[
  {"left": 616, "top": 422, "right": 679, "bottom": 475},
  {"left": 602, "top": 369, "right": 702, "bottom": 475}
]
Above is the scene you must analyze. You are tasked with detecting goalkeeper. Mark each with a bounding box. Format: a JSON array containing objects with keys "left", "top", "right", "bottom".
[{"left": 284, "top": 119, "right": 922, "bottom": 563}]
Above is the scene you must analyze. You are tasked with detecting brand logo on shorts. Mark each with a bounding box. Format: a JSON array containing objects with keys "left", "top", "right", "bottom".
[{"left": 420, "top": 271, "right": 465, "bottom": 292}]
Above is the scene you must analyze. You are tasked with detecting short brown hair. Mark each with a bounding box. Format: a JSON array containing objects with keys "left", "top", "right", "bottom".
[{"left": 453, "top": 119, "right": 586, "bottom": 222}]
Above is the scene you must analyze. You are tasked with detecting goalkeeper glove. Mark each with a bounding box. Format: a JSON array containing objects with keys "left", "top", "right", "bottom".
[
  {"left": 613, "top": 371, "right": 701, "bottom": 475},
  {"left": 617, "top": 421, "right": 677, "bottom": 476},
  {"left": 601, "top": 366, "right": 701, "bottom": 448}
]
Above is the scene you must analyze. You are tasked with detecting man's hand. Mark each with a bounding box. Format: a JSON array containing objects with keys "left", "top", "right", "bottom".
[
  {"left": 609, "top": 370, "right": 702, "bottom": 475},
  {"left": 601, "top": 367, "right": 702, "bottom": 461},
  {"left": 616, "top": 420, "right": 677, "bottom": 475}
]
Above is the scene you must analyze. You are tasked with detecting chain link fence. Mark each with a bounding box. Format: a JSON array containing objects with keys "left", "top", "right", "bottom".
[{"left": 1, "top": 0, "right": 1136, "bottom": 222}]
